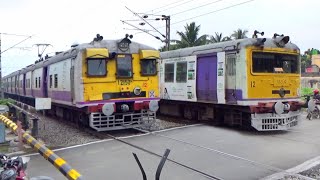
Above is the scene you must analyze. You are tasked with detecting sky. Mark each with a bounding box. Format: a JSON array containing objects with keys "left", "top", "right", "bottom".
[{"left": 0, "top": 0, "right": 319, "bottom": 76}]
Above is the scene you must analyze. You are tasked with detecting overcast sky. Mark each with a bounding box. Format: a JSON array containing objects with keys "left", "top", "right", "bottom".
[{"left": 0, "top": 0, "right": 319, "bottom": 76}]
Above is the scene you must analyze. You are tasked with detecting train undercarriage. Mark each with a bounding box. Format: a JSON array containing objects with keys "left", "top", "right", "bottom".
[{"left": 159, "top": 100, "right": 301, "bottom": 131}]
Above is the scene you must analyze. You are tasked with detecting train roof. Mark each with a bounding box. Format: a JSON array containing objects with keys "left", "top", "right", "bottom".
[
  {"left": 3, "top": 39, "right": 156, "bottom": 79},
  {"left": 160, "top": 37, "right": 300, "bottom": 59}
]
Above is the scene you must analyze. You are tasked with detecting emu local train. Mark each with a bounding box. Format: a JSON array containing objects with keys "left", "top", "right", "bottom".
[
  {"left": 3, "top": 35, "right": 160, "bottom": 131},
  {"left": 159, "top": 32, "right": 302, "bottom": 131}
]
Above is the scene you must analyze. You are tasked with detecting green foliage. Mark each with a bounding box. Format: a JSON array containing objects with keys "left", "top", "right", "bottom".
[
  {"left": 0, "top": 99, "right": 13, "bottom": 105},
  {"left": 231, "top": 29, "right": 248, "bottom": 39},
  {"left": 301, "top": 87, "right": 313, "bottom": 97},
  {"left": 209, "top": 32, "right": 231, "bottom": 43},
  {"left": 173, "top": 22, "right": 208, "bottom": 49}
]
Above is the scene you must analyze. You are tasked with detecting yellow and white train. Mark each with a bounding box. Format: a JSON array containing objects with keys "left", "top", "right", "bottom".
[
  {"left": 3, "top": 34, "right": 160, "bottom": 131},
  {"left": 159, "top": 32, "right": 302, "bottom": 131}
]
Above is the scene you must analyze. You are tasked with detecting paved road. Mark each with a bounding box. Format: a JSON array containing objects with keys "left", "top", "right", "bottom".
[{"left": 27, "top": 117, "right": 320, "bottom": 180}]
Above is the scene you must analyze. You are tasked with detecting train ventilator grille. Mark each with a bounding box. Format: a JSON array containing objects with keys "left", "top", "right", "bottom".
[
  {"left": 89, "top": 110, "right": 156, "bottom": 131},
  {"left": 251, "top": 110, "right": 300, "bottom": 131}
]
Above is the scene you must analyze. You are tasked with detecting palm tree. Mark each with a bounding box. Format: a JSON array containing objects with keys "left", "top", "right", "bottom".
[
  {"left": 173, "top": 22, "right": 208, "bottom": 49},
  {"left": 231, "top": 29, "right": 248, "bottom": 39},
  {"left": 209, "top": 32, "right": 231, "bottom": 43}
]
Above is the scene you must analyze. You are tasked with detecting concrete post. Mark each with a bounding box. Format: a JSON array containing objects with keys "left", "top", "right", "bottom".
[{"left": 31, "top": 118, "right": 39, "bottom": 138}]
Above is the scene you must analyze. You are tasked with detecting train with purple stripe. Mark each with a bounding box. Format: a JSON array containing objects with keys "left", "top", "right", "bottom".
[
  {"left": 159, "top": 31, "right": 303, "bottom": 131},
  {"left": 2, "top": 34, "right": 160, "bottom": 131}
]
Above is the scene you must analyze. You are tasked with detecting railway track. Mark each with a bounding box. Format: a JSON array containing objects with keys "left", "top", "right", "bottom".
[
  {"left": 9, "top": 102, "right": 319, "bottom": 179},
  {"left": 84, "top": 126, "right": 223, "bottom": 180}
]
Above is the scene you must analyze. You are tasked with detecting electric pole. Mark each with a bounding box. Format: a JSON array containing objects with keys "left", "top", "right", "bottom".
[
  {"left": 122, "top": 7, "right": 171, "bottom": 51},
  {"left": 0, "top": 33, "right": 3, "bottom": 98},
  {"left": 165, "top": 15, "right": 170, "bottom": 51}
]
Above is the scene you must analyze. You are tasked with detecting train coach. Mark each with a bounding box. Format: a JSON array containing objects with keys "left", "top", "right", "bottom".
[
  {"left": 159, "top": 31, "right": 302, "bottom": 131},
  {"left": 3, "top": 34, "right": 160, "bottom": 131}
]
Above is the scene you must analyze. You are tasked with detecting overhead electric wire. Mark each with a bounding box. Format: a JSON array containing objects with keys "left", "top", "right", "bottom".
[
  {"left": 171, "top": 0, "right": 224, "bottom": 16},
  {"left": 0, "top": 33, "right": 31, "bottom": 37},
  {"left": 152, "top": 0, "right": 197, "bottom": 14},
  {"left": 143, "top": 0, "right": 190, "bottom": 13},
  {"left": 121, "top": 20, "right": 164, "bottom": 42},
  {"left": 155, "top": 0, "right": 256, "bottom": 28},
  {"left": 1, "top": 35, "right": 34, "bottom": 55},
  {"left": 125, "top": 6, "right": 166, "bottom": 38}
]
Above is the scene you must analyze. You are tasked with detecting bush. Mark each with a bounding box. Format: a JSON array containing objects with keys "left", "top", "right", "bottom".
[{"left": 0, "top": 99, "right": 13, "bottom": 105}]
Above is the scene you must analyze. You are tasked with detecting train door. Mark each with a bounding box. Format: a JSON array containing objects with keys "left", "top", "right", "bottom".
[
  {"left": 196, "top": 54, "right": 217, "bottom": 102},
  {"left": 225, "top": 53, "right": 237, "bottom": 103},
  {"left": 43, "top": 67, "right": 48, "bottom": 97}
]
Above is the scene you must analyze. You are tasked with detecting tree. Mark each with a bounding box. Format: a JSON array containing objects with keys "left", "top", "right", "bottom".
[
  {"left": 209, "top": 32, "right": 231, "bottom": 43},
  {"left": 231, "top": 29, "right": 248, "bottom": 39},
  {"left": 173, "top": 22, "right": 208, "bottom": 49}
]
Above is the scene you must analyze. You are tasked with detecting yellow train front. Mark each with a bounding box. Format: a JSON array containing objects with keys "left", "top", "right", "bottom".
[{"left": 78, "top": 35, "right": 160, "bottom": 131}]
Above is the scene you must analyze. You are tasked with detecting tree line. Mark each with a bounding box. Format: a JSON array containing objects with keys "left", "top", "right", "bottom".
[{"left": 159, "top": 22, "right": 248, "bottom": 51}]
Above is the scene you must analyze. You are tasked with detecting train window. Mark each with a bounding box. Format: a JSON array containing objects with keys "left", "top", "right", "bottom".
[
  {"left": 49, "top": 75, "right": 52, "bottom": 88},
  {"left": 39, "top": 77, "right": 41, "bottom": 88},
  {"left": 226, "top": 54, "right": 236, "bottom": 76},
  {"left": 141, "top": 59, "right": 157, "bottom": 76},
  {"left": 35, "top": 78, "right": 38, "bottom": 88},
  {"left": 252, "top": 52, "right": 299, "bottom": 73},
  {"left": 87, "top": 58, "right": 107, "bottom": 76},
  {"left": 165, "top": 63, "right": 174, "bottom": 82},
  {"left": 54, "top": 74, "right": 58, "bottom": 88},
  {"left": 116, "top": 55, "right": 132, "bottom": 78},
  {"left": 176, "top": 62, "right": 187, "bottom": 83}
]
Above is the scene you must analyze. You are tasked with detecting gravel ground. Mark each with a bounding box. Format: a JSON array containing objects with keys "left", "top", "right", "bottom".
[
  {"left": 35, "top": 113, "right": 100, "bottom": 147},
  {"left": 299, "top": 164, "right": 320, "bottom": 179},
  {"left": 31, "top": 113, "right": 191, "bottom": 147}
]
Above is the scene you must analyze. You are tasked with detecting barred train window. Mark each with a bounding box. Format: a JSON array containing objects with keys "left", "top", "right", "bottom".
[
  {"left": 165, "top": 63, "right": 174, "bottom": 82},
  {"left": 49, "top": 75, "right": 52, "bottom": 88},
  {"left": 54, "top": 74, "right": 58, "bottom": 88},
  {"left": 176, "top": 62, "right": 187, "bottom": 83},
  {"left": 39, "top": 77, "right": 41, "bottom": 88},
  {"left": 226, "top": 54, "right": 236, "bottom": 76},
  {"left": 141, "top": 59, "right": 157, "bottom": 76},
  {"left": 35, "top": 78, "right": 38, "bottom": 88},
  {"left": 87, "top": 58, "right": 107, "bottom": 76},
  {"left": 116, "top": 55, "right": 132, "bottom": 78}
]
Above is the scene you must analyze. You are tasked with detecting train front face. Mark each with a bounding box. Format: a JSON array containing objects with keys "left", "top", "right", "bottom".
[
  {"left": 80, "top": 38, "right": 160, "bottom": 131},
  {"left": 245, "top": 36, "right": 302, "bottom": 131}
]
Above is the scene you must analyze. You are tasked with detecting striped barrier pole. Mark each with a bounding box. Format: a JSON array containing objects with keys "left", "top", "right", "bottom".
[{"left": 0, "top": 115, "right": 84, "bottom": 180}]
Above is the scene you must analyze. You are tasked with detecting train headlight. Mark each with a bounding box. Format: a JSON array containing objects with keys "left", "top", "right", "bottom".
[
  {"left": 149, "top": 100, "right": 159, "bottom": 112},
  {"left": 134, "top": 87, "right": 141, "bottom": 96},
  {"left": 102, "top": 103, "right": 114, "bottom": 116},
  {"left": 121, "top": 104, "right": 130, "bottom": 112},
  {"left": 274, "top": 101, "right": 284, "bottom": 115}
]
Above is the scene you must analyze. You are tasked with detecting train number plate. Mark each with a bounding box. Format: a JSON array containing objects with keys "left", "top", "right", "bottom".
[
  {"left": 274, "top": 77, "right": 289, "bottom": 87},
  {"left": 119, "top": 80, "right": 132, "bottom": 86}
]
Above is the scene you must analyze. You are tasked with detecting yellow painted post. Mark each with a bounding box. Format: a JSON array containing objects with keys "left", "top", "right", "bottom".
[{"left": 0, "top": 115, "right": 84, "bottom": 180}]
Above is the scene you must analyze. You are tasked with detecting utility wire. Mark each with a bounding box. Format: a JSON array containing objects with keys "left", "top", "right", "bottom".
[
  {"left": 157, "top": 0, "right": 256, "bottom": 28},
  {"left": 153, "top": 0, "right": 197, "bottom": 14},
  {"left": 0, "top": 33, "right": 31, "bottom": 37},
  {"left": 143, "top": 0, "right": 190, "bottom": 13},
  {"left": 125, "top": 6, "right": 166, "bottom": 38},
  {"left": 171, "top": 0, "right": 224, "bottom": 16},
  {"left": 1, "top": 35, "right": 34, "bottom": 55},
  {"left": 121, "top": 20, "right": 164, "bottom": 42}
]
